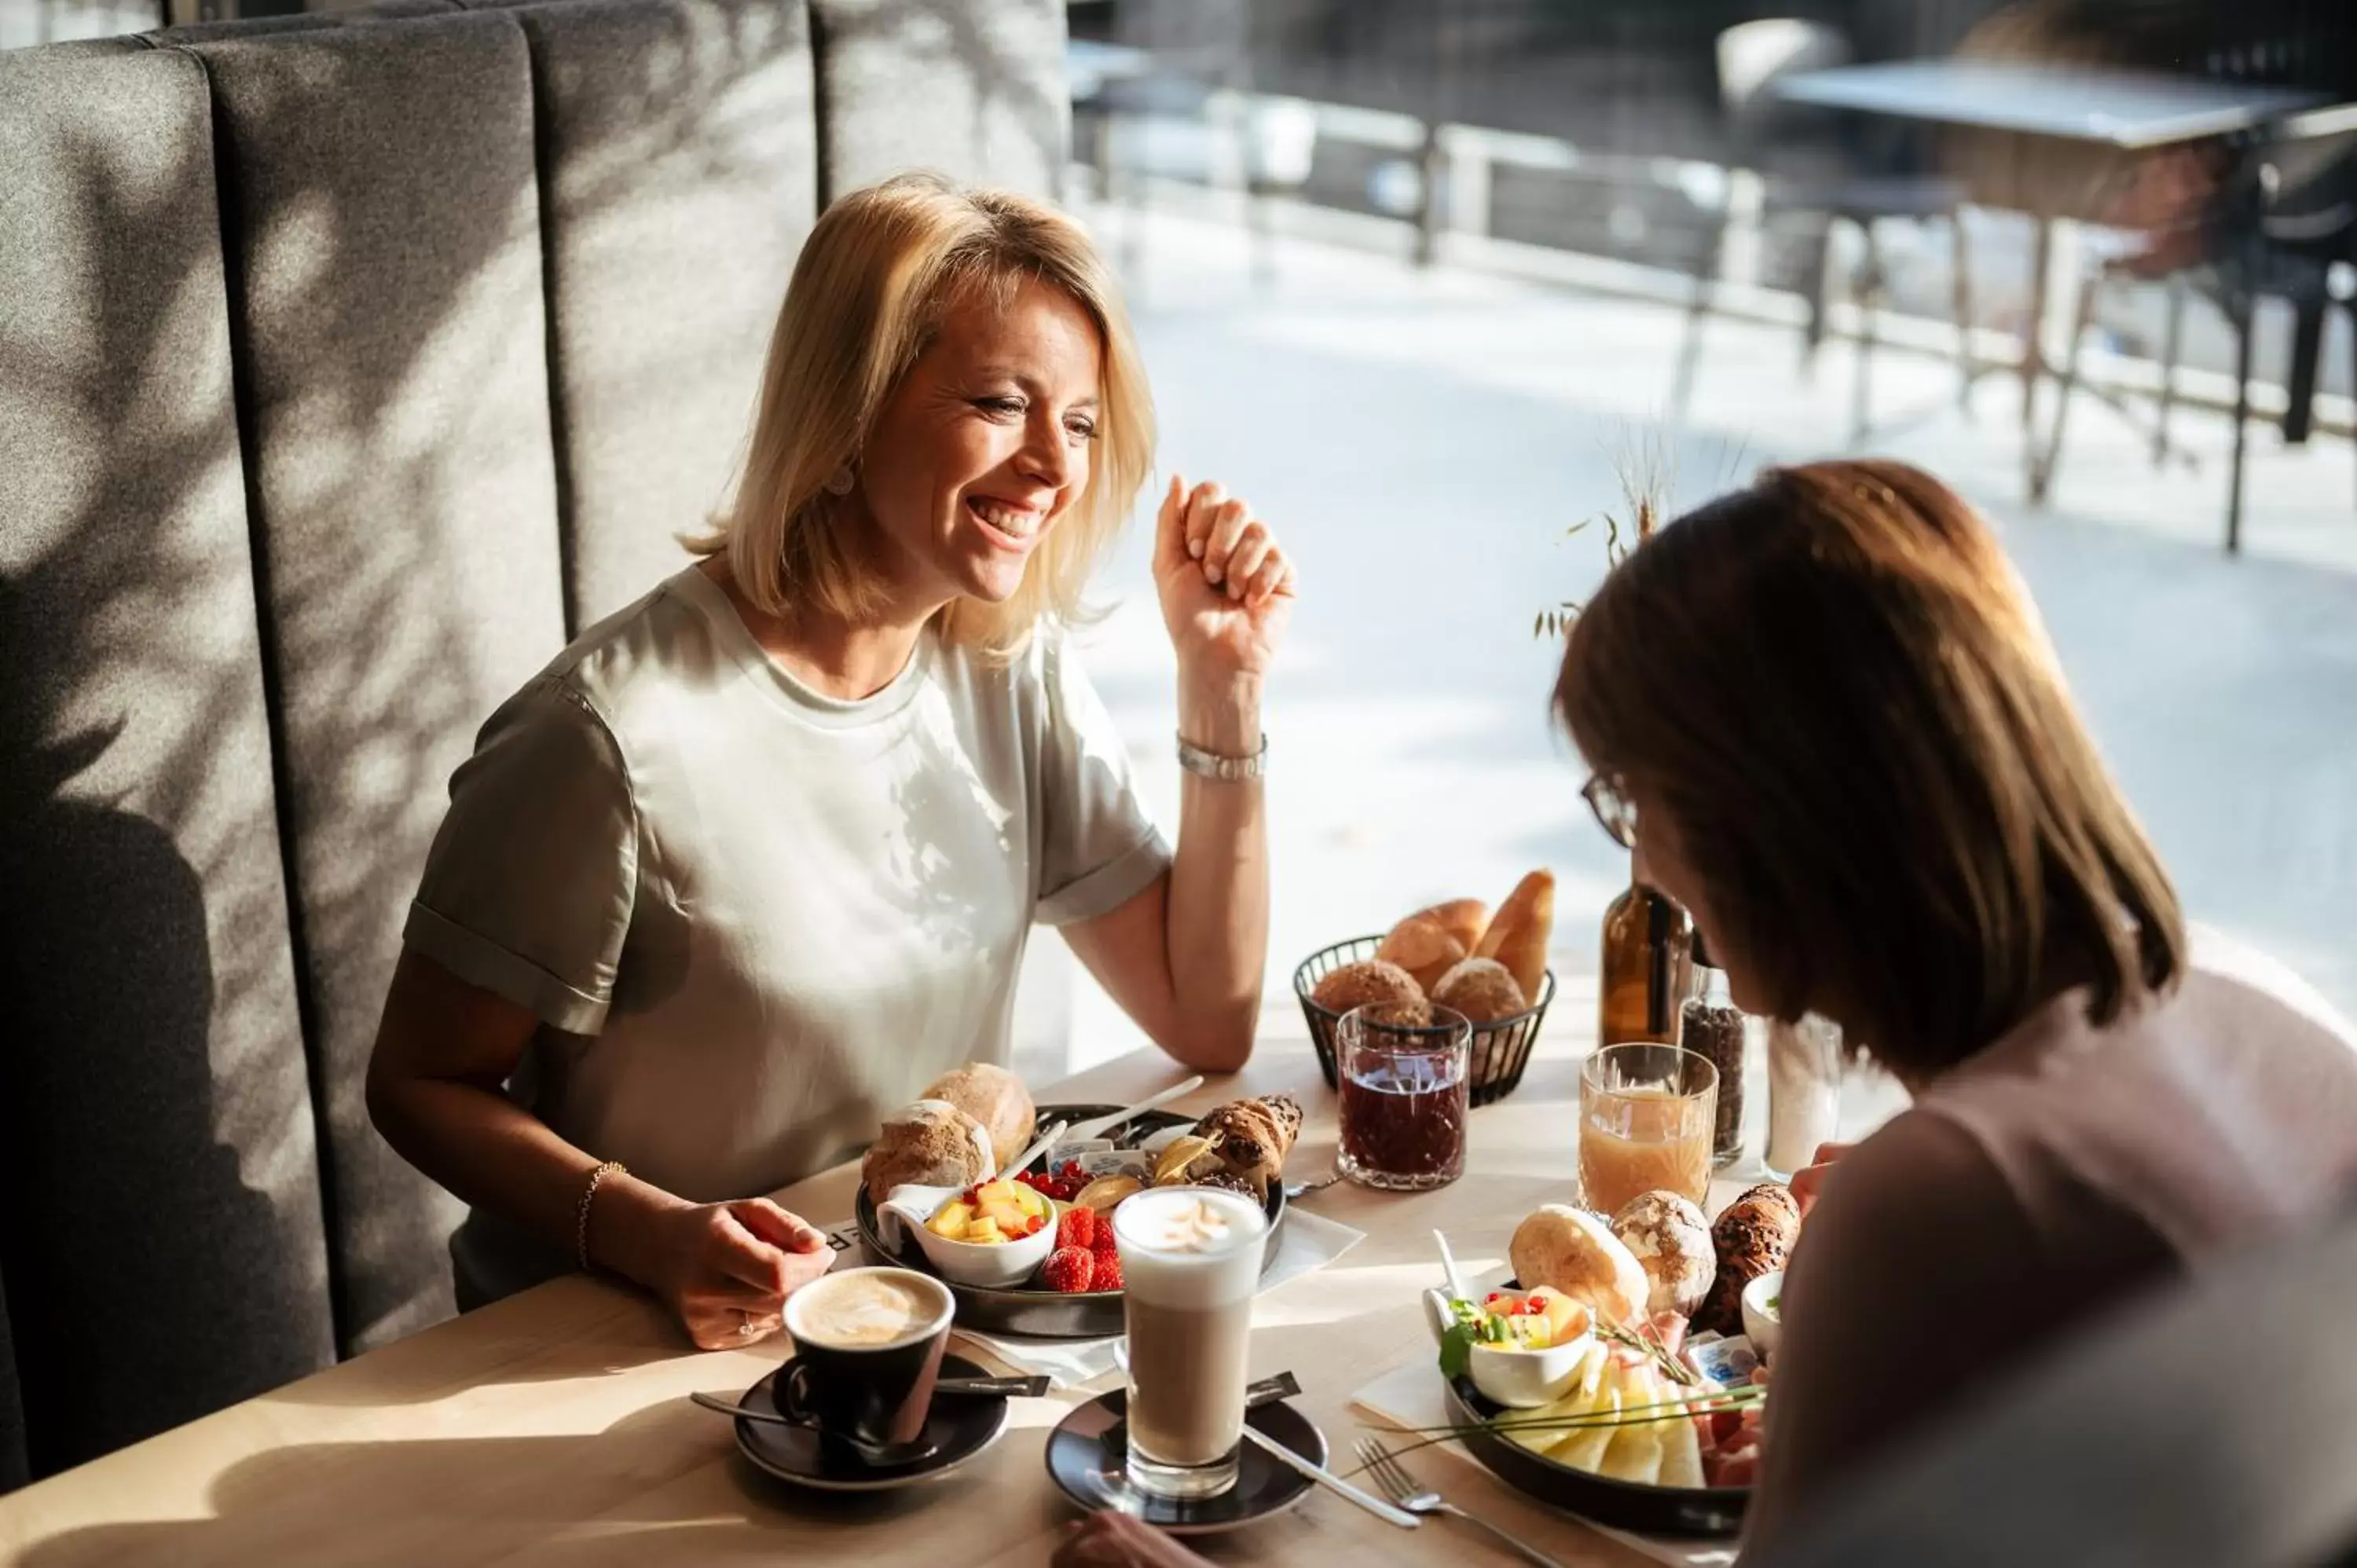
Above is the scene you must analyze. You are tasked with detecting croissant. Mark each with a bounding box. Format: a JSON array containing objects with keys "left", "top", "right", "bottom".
[{"left": 1192, "top": 1094, "right": 1303, "bottom": 1199}]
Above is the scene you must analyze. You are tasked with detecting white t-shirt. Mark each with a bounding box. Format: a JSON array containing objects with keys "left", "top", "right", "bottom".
[{"left": 403, "top": 565, "right": 1171, "bottom": 1302}]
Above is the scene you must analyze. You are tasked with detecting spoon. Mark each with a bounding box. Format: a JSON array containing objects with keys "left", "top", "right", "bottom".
[
  {"left": 1432, "top": 1229, "right": 1472, "bottom": 1304},
  {"left": 1058, "top": 1075, "right": 1206, "bottom": 1147},
  {"left": 691, "top": 1375, "right": 1050, "bottom": 1426}
]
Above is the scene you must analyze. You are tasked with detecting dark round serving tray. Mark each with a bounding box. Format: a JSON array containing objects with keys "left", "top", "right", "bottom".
[
  {"left": 852, "top": 1104, "right": 1288, "bottom": 1339},
  {"left": 1439, "top": 1280, "right": 1749, "bottom": 1538}
]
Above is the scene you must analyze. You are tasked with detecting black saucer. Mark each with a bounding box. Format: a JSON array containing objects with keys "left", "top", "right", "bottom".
[
  {"left": 734, "top": 1353, "right": 1008, "bottom": 1492},
  {"left": 1044, "top": 1390, "right": 1322, "bottom": 1535}
]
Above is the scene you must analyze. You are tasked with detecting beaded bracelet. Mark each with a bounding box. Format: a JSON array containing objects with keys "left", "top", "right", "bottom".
[{"left": 576, "top": 1160, "right": 626, "bottom": 1272}]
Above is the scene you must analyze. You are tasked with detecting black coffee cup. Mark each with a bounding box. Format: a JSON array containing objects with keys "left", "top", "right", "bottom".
[{"left": 779, "top": 1266, "right": 955, "bottom": 1453}]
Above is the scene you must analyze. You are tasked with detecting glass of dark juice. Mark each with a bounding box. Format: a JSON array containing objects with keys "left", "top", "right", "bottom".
[{"left": 1336, "top": 1002, "right": 1471, "bottom": 1191}]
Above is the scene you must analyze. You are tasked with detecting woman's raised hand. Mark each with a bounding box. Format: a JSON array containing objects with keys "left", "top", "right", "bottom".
[
  {"left": 1153, "top": 475, "right": 1295, "bottom": 684},
  {"left": 632, "top": 1196, "right": 834, "bottom": 1350}
]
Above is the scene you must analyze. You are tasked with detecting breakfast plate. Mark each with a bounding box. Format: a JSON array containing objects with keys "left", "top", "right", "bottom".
[
  {"left": 1427, "top": 1271, "right": 1755, "bottom": 1537},
  {"left": 854, "top": 1105, "right": 1289, "bottom": 1338}
]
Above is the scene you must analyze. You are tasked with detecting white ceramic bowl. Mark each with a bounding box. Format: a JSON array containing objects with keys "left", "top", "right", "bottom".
[
  {"left": 910, "top": 1222, "right": 1058, "bottom": 1289},
  {"left": 1740, "top": 1270, "right": 1784, "bottom": 1361},
  {"left": 878, "top": 1185, "right": 1058, "bottom": 1289},
  {"left": 1424, "top": 1288, "right": 1597, "bottom": 1409}
]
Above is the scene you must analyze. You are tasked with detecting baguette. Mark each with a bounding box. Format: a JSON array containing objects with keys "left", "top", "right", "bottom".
[{"left": 1475, "top": 869, "right": 1556, "bottom": 1000}]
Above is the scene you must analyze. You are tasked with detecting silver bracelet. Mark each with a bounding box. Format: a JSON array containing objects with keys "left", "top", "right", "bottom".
[{"left": 1176, "top": 731, "right": 1267, "bottom": 782}]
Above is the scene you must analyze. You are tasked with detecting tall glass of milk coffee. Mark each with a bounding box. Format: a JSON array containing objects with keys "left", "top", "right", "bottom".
[{"left": 1113, "top": 1185, "right": 1269, "bottom": 1499}]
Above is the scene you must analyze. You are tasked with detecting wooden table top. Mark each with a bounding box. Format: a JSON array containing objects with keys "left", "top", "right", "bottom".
[{"left": 0, "top": 1033, "right": 1811, "bottom": 1568}]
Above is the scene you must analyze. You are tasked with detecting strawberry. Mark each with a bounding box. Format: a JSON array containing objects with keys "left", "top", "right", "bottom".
[
  {"left": 1055, "top": 1205, "right": 1098, "bottom": 1251},
  {"left": 1041, "top": 1247, "right": 1095, "bottom": 1294},
  {"left": 1091, "top": 1251, "right": 1124, "bottom": 1291}
]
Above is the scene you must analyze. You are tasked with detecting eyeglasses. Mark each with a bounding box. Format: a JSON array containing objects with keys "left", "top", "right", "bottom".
[{"left": 1582, "top": 773, "right": 1638, "bottom": 850}]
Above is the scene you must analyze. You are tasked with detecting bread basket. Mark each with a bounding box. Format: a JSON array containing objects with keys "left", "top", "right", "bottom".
[{"left": 1292, "top": 936, "right": 1553, "bottom": 1107}]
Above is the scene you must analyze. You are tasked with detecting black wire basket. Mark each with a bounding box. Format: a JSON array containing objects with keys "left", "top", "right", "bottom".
[{"left": 1292, "top": 936, "right": 1554, "bottom": 1108}]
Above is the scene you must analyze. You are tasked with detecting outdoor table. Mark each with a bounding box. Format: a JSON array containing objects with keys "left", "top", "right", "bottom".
[{"left": 1773, "top": 58, "right": 2326, "bottom": 496}]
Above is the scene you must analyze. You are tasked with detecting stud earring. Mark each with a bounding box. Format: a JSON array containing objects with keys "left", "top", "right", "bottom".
[{"left": 823, "top": 466, "right": 855, "bottom": 496}]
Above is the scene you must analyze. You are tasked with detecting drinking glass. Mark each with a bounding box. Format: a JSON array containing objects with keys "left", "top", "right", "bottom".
[
  {"left": 1578, "top": 1042, "right": 1717, "bottom": 1214},
  {"left": 1114, "top": 1187, "right": 1268, "bottom": 1500},
  {"left": 1336, "top": 1002, "right": 1471, "bottom": 1191}
]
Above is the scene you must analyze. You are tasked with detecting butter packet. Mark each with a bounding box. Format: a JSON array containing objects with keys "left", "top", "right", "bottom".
[{"left": 1684, "top": 1334, "right": 1760, "bottom": 1390}]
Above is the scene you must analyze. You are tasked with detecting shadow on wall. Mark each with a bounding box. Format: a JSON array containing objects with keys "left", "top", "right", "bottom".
[
  {"left": 0, "top": 548, "right": 324, "bottom": 1478},
  {"left": 0, "top": 88, "right": 349, "bottom": 1483}
]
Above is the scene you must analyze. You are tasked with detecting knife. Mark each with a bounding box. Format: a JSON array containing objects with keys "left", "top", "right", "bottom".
[{"left": 1241, "top": 1424, "right": 1421, "bottom": 1529}]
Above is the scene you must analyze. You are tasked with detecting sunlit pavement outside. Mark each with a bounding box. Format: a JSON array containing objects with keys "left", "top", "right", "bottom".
[{"left": 1036, "top": 192, "right": 2357, "bottom": 1079}]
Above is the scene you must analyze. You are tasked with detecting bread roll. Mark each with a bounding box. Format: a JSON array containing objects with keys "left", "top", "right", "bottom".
[
  {"left": 1508, "top": 1203, "right": 1650, "bottom": 1328},
  {"left": 1475, "top": 870, "right": 1555, "bottom": 1000},
  {"left": 922, "top": 1061, "right": 1036, "bottom": 1170},
  {"left": 1310, "top": 958, "right": 1428, "bottom": 1022},
  {"left": 1376, "top": 914, "right": 1466, "bottom": 994},
  {"left": 1413, "top": 898, "right": 1490, "bottom": 958},
  {"left": 862, "top": 1099, "right": 994, "bottom": 1203},
  {"left": 1695, "top": 1182, "right": 1802, "bottom": 1336},
  {"left": 1193, "top": 1093, "right": 1304, "bottom": 1198},
  {"left": 1610, "top": 1189, "right": 1715, "bottom": 1318},
  {"left": 1431, "top": 956, "right": 1528, "bottom": 1024}
]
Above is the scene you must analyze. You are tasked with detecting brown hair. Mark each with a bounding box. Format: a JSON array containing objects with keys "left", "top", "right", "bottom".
[{"left": 1552, "top": 459, "right": 2183, "bottom": 1073}]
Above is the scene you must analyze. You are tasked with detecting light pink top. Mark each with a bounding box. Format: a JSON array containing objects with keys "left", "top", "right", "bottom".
[{"left": 1745, "top": 933, "right": 2357, "bottom": 1555}]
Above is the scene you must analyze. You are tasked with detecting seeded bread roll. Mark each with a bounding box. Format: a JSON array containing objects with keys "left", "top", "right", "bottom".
[
  {"left": 1610, "top": 1189, "right": 1715, "bottom": 1319},
  {"left": 1311, "top": 958, "right": 1429, "bottom": 1022},
  {"left": 1432, "top": 956, "right": 1529, "bottom": 1024},
  {"left": 922, "top": 1061, "right": 1036, "bottom": 1171},
  {"left": 862, "top": 1099, "right": 995, "bottom": 1203}
]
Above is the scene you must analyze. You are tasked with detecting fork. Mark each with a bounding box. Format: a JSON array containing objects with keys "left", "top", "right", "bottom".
[{"left": 1354, "top": 1438, "right": 1571, "bottom": 1568}]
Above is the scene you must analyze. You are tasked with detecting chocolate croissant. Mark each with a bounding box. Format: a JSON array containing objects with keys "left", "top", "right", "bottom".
[{"left": 1193, "top": 1094, "right": 1303, "bottom": 1198}]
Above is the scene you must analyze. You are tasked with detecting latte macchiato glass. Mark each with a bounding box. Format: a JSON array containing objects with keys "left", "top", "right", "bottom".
[
  {"left": 781, "top": 1267, "right": 954, "bottom": 1451},
  {"left": 1113, "top": 1186, "right": 1267, "bottom": 1500}
]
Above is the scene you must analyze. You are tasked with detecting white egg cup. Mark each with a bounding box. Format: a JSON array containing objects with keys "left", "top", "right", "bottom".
[
  {"left": 1740, "top": 1270, "right": 1784, "bottom": 1361},
  {"left": 1423, "top": 1288, "right": 1597, "bottom": 1409}
]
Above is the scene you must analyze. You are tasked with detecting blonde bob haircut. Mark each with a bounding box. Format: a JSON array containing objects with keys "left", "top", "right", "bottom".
[
  {"left": 693, "top": 173, "right": 1154, "bottom": 657},
  {"left": 1553, "top": 460, "right": 2185, "bottom": 1075}
]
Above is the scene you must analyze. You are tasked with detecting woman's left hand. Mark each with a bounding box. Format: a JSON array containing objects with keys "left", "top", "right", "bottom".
[{"left": 1153, "top": 475, "right": 1295, "bottom": 683}]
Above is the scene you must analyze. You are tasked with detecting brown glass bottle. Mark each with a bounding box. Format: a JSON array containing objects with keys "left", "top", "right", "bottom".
[{"left": 1597, "top": 860, "right": 1694, "bottom": 1048}]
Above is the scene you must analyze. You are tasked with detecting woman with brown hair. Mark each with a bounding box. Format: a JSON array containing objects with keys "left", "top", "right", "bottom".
[{"left": 1555, "top": 459, "right": 2357, "bottom": 1553}]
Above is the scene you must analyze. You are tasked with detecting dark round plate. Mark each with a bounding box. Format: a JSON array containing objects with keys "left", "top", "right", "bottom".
[
  {"left": 1044, "top": 1389, "right": 1321, "bottom": 1534},
  {"left": 1441, "top": 1284, "right": 1749, "bottom": 1537},
  {"left": 733, "top": 1353, "right": 1008, "bottom": 1493},
  {"left": 853, "top": 1104, "right": 1288, "bottom": 1339}
]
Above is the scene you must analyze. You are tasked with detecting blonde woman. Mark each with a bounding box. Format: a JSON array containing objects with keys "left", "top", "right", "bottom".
[{"left": 366, "top": 176, "right": 1294, "bottom": 1349}]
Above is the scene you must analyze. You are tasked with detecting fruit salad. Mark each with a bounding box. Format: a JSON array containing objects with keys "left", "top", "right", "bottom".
[{"left": 926, "top": 1178, "right": 1052, "bottom": 1244}]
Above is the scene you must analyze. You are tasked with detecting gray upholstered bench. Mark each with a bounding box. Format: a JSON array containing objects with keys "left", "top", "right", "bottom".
[{"left": 0, "top": 0, "right": 1064, "bottom": 1490}]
